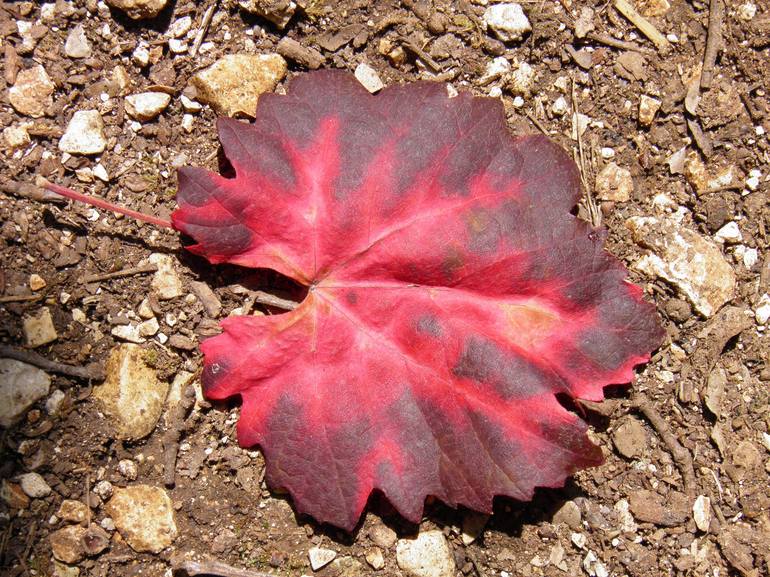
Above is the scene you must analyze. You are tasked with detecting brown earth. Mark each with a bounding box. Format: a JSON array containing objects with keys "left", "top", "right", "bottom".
[{"left": 1, "top": 1, "right": 769, "bottom": 577}]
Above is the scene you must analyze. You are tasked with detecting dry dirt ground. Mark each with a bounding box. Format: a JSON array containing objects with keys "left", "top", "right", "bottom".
[{"left": 1, "top": 1, "right": 769, "bottom": 577}]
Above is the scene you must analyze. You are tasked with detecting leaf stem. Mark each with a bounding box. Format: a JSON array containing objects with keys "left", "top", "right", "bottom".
[{"left": 43, "top": 181, "right": 174, "bottom": 229}]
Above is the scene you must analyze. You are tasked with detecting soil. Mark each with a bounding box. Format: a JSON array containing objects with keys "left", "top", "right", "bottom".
[{"left": 1, "top": 1, "right": 769, "bottom": 577}]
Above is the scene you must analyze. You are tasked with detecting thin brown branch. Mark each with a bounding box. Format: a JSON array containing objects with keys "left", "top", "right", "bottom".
[
  {"left": 0, "top": 294, "right": 42, "bottom": 304},
  {"left": 190, "top": 1, "right": 217, "bottom": 58},
  {"left": 163, "top": 386, "right": 197, "bottom": 487},
  {"left": 633, "top": 395, "right": 696, "bottom": 495},
  {"left": 81, "top": 264, "right": 158, "bottom": 284},
  {"left": 0, "top": 345, "right": 104, "bottom": 380},
  {"left": 586, "top": 32, "right": 649, "bottom": 53},
  {"left": 613, "top": 0, "right": 671, "bottom": 53},
  {"left": 701, "top": 0, "right": 723, "bottom": 89},
  {"left": 252, "top": 291, "right": 299, "bottom": 311},
  {"left": 174, "top": 559, "right": 275, "bottom": 577}
]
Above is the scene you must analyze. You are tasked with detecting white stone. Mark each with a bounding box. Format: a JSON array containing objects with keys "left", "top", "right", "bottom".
[
  {"left": 180, "top": 95, "right": 202, "bottom": 112},
  {"left": 745, "top": 169, "right": 761, "bottom": 191},
  {"left": 117, "top": 459, "right": 138, "bottom": 480},
  {"left": 105, "top": 485, "right": 177, "bottom": 553},
  {"left": 3, "top": 124, "right": 31, "bottom": 149},
  {"left": 508, "top": 61, "right": 534, "bottom": 96},
  {"left": 571, "top": 112, "right": 590, "bottom": 140},
  {"left": 627, "top": 215, "right": 736, "bottom": 317},
  {"left": 138, "top": 317, "right": 160, "bottom": 337},
  {"left": 166, "top": 15, "right": 192, "bottom": 38},
  {"left": 366, "top": 548, "right": 385, "bottom": 570},
  {"left": 59, "top": 110, "right": 107, "bottom": 155},
  {"left": 149, "top": 253, "right": 184, "bottom": 300},
  {"left": 693, "top": 495, "right": 711, "bottom": 532},
  {"left": 638, "top": 94, "right": 661, "bottom": 127},
  {"left": 94, "top": 480, "right": 114, "bottom": 500},
  {"left": 111, "top": 323, "right": 145, "bottom": 343},
  {"left": 396, "top": 530, "right": 455, "bottom": 577},
  {"left": 9, "top": 65, "right": 55, "bottom": 118},
  {"left": 479, "top": 56, "right": 510, "bottom": 84},
  {"left": 600, "top": 147, "right": 615, "bottom": 159},
  {"left": 65, "top": 23, "right": 91, "bottom": 58},
  {"left": 595, "top": 162, "right": 633, "bottom": 202},
  {"left": 192, "top": 53, "right": 287, "bottom": 117},
  {"left": 168, "top": 38, "right": 188, "bottom": 54},
  {"left": 483, "top": 3, "right": 532, "bottom": 42},
  {"left": 308, "top": 547, "right": 337, "bottom": 571},
  {"left": 93, "top": 164, "right": 109, "bottom": 182},
  {"left": 754, "top": 294, "right": 770, "bottom": 325},
  {"left": 0, "top": 360, "right": 51, "bottom": 427},
  {"left": 94, "top": 344, "right": 169, "bottom": 440},
  {"left": 45, "top": 389, "right": 66, "bottom": 415},
  {"left": 551, "top": 96, "right": 568, "bottom": 116},
  {"left": 354, "top": 63, "right": 384, "bottom": 93},
  {"left": 738, "top": 2, "right": 757, "bottom": 20},
  {"left": 181, "top": 113, "right": 194, "bottom": 133},
  {"left": 739, "top": 246, "right": 758, "bottom": 268},
  {"left": 23, "top": 307, "right": 58, "bottom": 347},
  {"left": 583, "top": 551, "right": 609, "bottom": 577},
  {"left": 714, "top": 222, "right": 742, "bottom": 244},
  {"left": 125, "top": 92, "right": 171, "bottom": 122},
  {"left": 19, "top": 473, "right": 52, "bottom": 498},
  {"left": 132, "top": 44, "right": 150, "bottom": 67}
]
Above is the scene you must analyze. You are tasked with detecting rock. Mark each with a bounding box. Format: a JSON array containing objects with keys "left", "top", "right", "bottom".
[
  {"left": 57, "top": 500, "right": 89, "bottom": 524},
  {"left": 93, "top": 481, "right": 114, "bottom": 500},
  {"left": 626, "top": 214, "right": 736, "bottom": 317},
  {"left": 82, "top": 524, "right": 110, "bottom": 556},
  {"left": 714, "top": 222, "right": 742, "bottom": 244},
  {"left": 29, "top": 273, "right": 46, "bottom": 291},
  {"left": 105, "top": 485, "right": 176, "bottom": 553},
  {"left": 508, "top": 61, "right": 534, "bottom": 96},
  {"left": 50, "top": 525, "right": 86, "bottom": 564},
  {"left": 461, "top": 511, "right": 489, "bottom": 545},
  {"left": 754, "top": 293, "right": 770, "bottom": 325},
  {"left": 693, "top": 495, "right": 711, "bottom": 532},
  {"left": 684, "top": 151, "right": 736, "bottom": 194},
  {"left": 149, "top": 253, "right": 183, "bottom": 300},
  {"left": 138, "top": 317, "right": 159, "bottom": 337},
  {"left": 1, "top": 480, "right": 30, "bottom": 509},
  {"left": 166, "top": 16, "right": 192, "bottom": 38},
  {"left": 551, "top": 96, "right": 568, "bottom": 116},
  {"left": 612, "top": 416, "right": 647, "bottom": 458},
  {"left": 124, "top": 92, "right": 171, "bottom": 122},
  {"left": 614, "top": 498, "right": 638, "bottom": 533},
  {"left": 574, "top": 7, "right": 595, "bottom": 38},
  {"left": 239, "top": 0, "right": 297, "bottom": 29},
  {"left": 211, "top": 529, "right": 237, "bottom": 554},
  {"left": 276, "top": 37, "right": 325, "bottom": 69},
  {"left": 52, "top": 560, "right": 80, "bottom": 577},
  {"left": 354, "top": 63, "right": 384, "bottom": 93},
  {"left": 366, "top": 547, "right": 385, "bottom": 570},
  {"left": 45, "top": 389, "right": 66, "bottom": 415},
  {"left": 483, "top": 3, "right": 531, "bottom": 42},
  {"left": 94, "top": 344, "right": 169, "bottom": 440},
  {"left": 23, "top": 307, "right": 58, "bottom": 347},
  {"left": 704, "top": 367, "right": 726, "bottom": 416},
  {"left": 628, "top": 489, "right": 689, "bottom": 526},
  {"left": 19, "top": 472, "right": 51, "bottom": 498},
  {"left": 732, "top": 440, "right": 761, "bottom": 477},
  {"left": 638, "top": 94, "right": 661, "bottom": 127},
  {"left": 638, "top": 0, "right": 670, "bottom": 17},
  {"left": 111, "top": 323, "right": 145, "bottom": 344},
  {"left": 59, "top": 110, "right": 107, "bottom": 155},
  {"left": 582, "top": 551, "right": 609, "bottom": 577},
  {"left": 596, "top": 162, "right": 633, "bottom": 202},
  {"left": 552, "top": 500, "right": 582, "bottom": 530},
  {"left": 479, "top": 57, "right": 510, "bottom": 85},
  {"left": 0, "top": 359, "right": 51, "bottom": 427},
  {"left": 369, "top": 523, "right": 397, "bottom": 549},
  {"left": 191, "top": 53, "right": 287, "bottom": 117},
  {"left": 396, "top": 530, "right": 455, "bottom": 577},
  {"left": 64, "top": 24, "right": 91, "bottom": 58},
  {"left": 9, "top": 65, "right": 55, "bottom": 118},
  {"left": 105, "top": 0, "right": 168, "bottom": 20},
  {"left": 117, "top": 459, "right": 138, "bottom": 480},
  {"left": 3, "top": 124, "right": 31, "bottom": 149},
  {"left": 308, "top": 547, "right": 337, "bottom": 571},
  {"left": 329, "top": 556, "right": 365, "bottom": 577}
]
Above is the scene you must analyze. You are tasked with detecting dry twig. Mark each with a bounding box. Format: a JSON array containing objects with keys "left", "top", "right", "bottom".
[
  {"left": 586, "top": 32, "right": 649, "bottom": 53},
  {"left": 701, "top": 0, "right": 723, "bottom": 89},
  {"left": 81, "top": 264, "right": 158, "bottom": 284},
  {"left": 0, "top": 345, "right": 104, "bottom": 380},
  {"left": 253, "top": 290, "right": 299, "bottom": 311},
  {"left": 633, "top": 394, "right": 696, "bottom": 495},
  {"left": 190, "top": 1, "right": 217, "bottom": 58},
  {"left": 174, "top": 559, "right": 275, "bottom": 577},
  {"left": 163, "top": 386, "right": 197, "bottom": 487},
  {"left": 613, "top": 0, "right": 671, "bottom": 53}
]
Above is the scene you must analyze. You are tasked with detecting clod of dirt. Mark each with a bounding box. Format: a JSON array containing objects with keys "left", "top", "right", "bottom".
[
  {"left": 239, "top": 0, "right": 297, "bottom": 29},
  {"left": 628, "top": 489, "right": 690, "bottom": 527},
  {"left": 612, "top": 416, "right": 648, "bottom": 459},
  {"left": 94, "top": 344, "right": 168, "bottom": 440},
  {"left": 49, "top": 525, "right": 87, "bottom": 564},
  {"left": 22, "top": 307, "right": 58, "bottom": 347},
  {"left": 105, "top": 485, "right": 177, "bottom": 553},
  {"left": 596, "top": 162, "right": 633, "bottom": 202}
]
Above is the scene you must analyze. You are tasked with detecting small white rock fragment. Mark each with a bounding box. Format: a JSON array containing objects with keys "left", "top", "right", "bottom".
[
  {"left": 168, "top": 38, "right": 188, "bottom": 54},
  {"left": 483, "top": 3, "right": 532, "bottom": 42},
  {"left": 149, "top": 253, "right": 184, "bottom": 300},
  {"left": 65, "top": 23, "right": 91, "bottom": 58},
  {"left": 508, "top": 61, "right": 534, "bottom": 96},
  {"left": 551, "top": 96, "right": 569, "bottom": 116},
  {"left": 180, "top": 95, "right": 202, "bottom": 112},
  {"left": 479, "top": 57, "right": 511, "bottom": 84},
  {"left": 45, "top": 389, "right": 66, "bottom": 415},
  {"left": 693, "top": 495, "right": 711, "bottom": 532},
  {"left": 396, "top": 530, "right": 455, "bottom": 577},
  {"left": 93, "top": 164, "right": 110, "bottom": 182},
  {"left": 571, "top": 532, "right": 587, "bottom": 549},
  {"left": 638, "top": 94, "right": 661, "bottom": 127},
  {"left": 23, "top": 307, "right": 58, "bottom": 348},
  {"left": 308, "top": 547, "right": 337, "bottom": 571},
  {"left": 738, "top": 2, "right": 757, "bottom": 20},
  {"left": 714, "top": 221, "right": 742, "bottom": 244},
  {"left": 166, "top": 15, "right": 192, "bottom": 38},
  {"left": 366, "top": 548, "right": 385, "bottom": 570},
  {"left": 745, "top": 169, "right": 761, "bottom": 191},
  {"left": 626, "top": 215, "right": 736, "bottom": 317},
  {"left": 583, "top": 551, "right": 609, "bottom": 577},
  {"left": 105, "top": 485, "right": 177, "bottom": 553},
  {"left": 0, "top": 359, "right": 51, "bottom": 429},
  {"left": 754, "top": 294, "right": 770, "bottom": 325},
  {"left": 600, "top": 147, "right": 615, "bottom": 159},
  {"left": 132, "top": 44, "right": 150, "bottom": 67},
  {"left": 94, "top": 480, "right": 114, "bottom": 500},
  {"left": 111, "top": 324, "right": 145, "bottom": 344},
  {"left": 29, "top": 274, "right": 46, "bottom": 291},
  {"left": 355, "top": 63, "right": 384, "bottom": 93},
  {"left": 19, "top": 473, "right": 52, "bottom": 499},
  {"left": 3, "top": 124, "right": 31, "bottom": 149},
  {"left": 9, "top": 66, "right": 55, "bottom": 118},
  {"left": 117, "top": 459, "right": 138, "bottom": 480},
  {"left": 595, "top": 162, "right": 633, "bottom": 202},
  {"left": 124, "top": 92, "right": 171, "bottom": 122},
  {"left": 239, "top": 0, "right": 297, "bottom": 29},
  {"left": 138, "top": 317, "right": 160, "bottom": 337},
  {"left": 59, "top": 110, "right": 107, "bottom": 155}
]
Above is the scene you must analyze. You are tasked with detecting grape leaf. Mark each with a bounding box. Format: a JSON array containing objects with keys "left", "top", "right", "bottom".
[{"left": 173, "top": 70, "right": 663, "bottom": 530}]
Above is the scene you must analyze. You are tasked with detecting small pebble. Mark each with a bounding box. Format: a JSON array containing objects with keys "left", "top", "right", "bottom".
[{"left": 19, "top": 472, "right": 52, "bottom": 498}]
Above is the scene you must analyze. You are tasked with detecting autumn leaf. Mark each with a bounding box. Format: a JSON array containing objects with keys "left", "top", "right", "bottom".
[{"left": 172, "top": 70, "right": 663, "bottom": 530}]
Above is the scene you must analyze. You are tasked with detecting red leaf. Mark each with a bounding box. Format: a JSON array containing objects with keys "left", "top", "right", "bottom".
[{"left": 173, "top": 71, "right": 663, "bottom": 530}]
